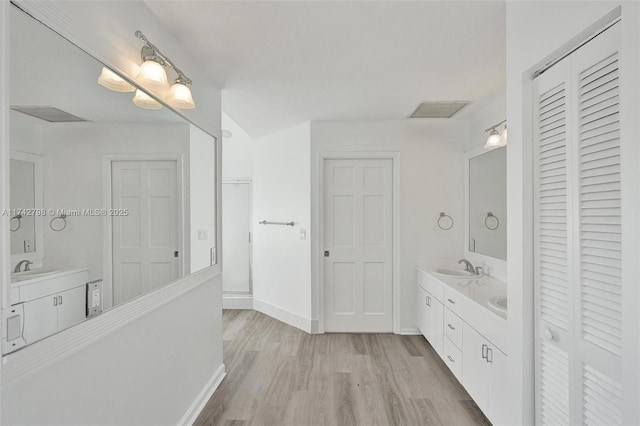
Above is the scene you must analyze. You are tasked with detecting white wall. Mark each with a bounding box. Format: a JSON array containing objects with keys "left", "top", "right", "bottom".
[
  {"left": 1, "top": 2, "right": 224, "bottom": 424},
  {"left": 222, "top": 112, "right": 253, "bottom": 179},
  {"left": 505, "top": 2, "right": 640, "bottom": 424},
  {"left": 251, "top": 123, "right": 312, "bottom": 329},
  {"left": 311, "top": 120, "right": 465, "bottom": 332}
]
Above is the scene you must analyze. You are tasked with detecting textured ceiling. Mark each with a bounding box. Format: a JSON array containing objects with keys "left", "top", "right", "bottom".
[{"left": 145, "top": 1, "right": 506, "bottom": 138}]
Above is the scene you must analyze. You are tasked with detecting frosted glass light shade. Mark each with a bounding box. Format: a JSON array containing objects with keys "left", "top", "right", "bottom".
[
  {"left": 133, "top": 89, "right": 163, "bottom": 110},
  {"left": 484, "top": 128, "right": 505, "bottom": 149},
  {"left": 98, "top": 67, "right": 135, "bottom": 92},
  {"left": 136, "top": 60, "right": 169, "bottom": 92},
  {"left": 166, "top": 82, "right": 196, "bottom": 109}
]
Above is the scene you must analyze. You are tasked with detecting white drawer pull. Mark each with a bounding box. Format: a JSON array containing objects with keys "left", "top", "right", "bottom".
[{"left": 447, "top": 355, "right": 455, "bottom": 363}]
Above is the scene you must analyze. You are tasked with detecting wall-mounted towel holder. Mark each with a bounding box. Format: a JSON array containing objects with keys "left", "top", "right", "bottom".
[
  {"left": 437, "top": 212, "right": 454, "bottom": 230},
  {"left": 259, "top": 220, "right": 295, "bottom": 227}
]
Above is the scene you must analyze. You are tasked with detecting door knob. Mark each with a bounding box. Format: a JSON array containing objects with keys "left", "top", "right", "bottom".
[{"left": 541, "top": 329, "right": 554, "bottom": 341}]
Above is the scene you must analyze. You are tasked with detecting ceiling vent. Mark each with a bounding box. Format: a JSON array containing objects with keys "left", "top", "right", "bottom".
[
  {"left": 409, "top": 101, "right": 469, "bottom": 118},
  {"left": 11, "top": 106, "right": 87, "bottom": 123}
]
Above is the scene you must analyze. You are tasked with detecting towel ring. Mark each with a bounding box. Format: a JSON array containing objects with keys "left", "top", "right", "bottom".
[
  {"left": 437, "top": 212, "right": 454, "bottom": 230},
  {"left": 10, "top": 214, "right": 22, "bottom": 232},
  {"left": 485, "top": 212, "right": 499, "bottom": 230},
  {"left": 50, "top": 214, "right": 67, "bottom": 232}
]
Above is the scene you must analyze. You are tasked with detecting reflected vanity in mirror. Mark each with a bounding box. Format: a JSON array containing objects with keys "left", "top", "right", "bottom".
[
  {"left": 466, "top": 146, "right": 507, "bottom": 261},
  {"left": 4, "top": 5, "right": 217, "bottom": 354}
]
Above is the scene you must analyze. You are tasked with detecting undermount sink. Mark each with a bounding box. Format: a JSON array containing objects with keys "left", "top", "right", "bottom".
[
  {"left": 12, "top": 269, "right": 60, "bottom": 282},
  {"left": 488, "top": 296, "right": 508, "bottom": 313},
  {"left": 432, "top": 268, "right": 480, "bottom": 278}
]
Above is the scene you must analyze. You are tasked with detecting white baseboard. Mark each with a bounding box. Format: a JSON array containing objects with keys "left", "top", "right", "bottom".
[
  {"left": 222, "top": 294, "right": 253, "bottom": 310},
  {"left": 178, "top": 363, "right": 226, "bottom": 426},
  {"left": 400, "top": 328, "right": 422, "bottom": 335},
  {"left": 253, "top": 298, "right": 313, "bottom": 334}
]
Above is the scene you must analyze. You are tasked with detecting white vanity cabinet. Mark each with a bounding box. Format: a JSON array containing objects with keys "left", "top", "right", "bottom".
[
  {"left": 13, "top": 269, "right": 88, "bottom": 344},
  {"left": 462, "top": 323, "right": 509, "bottom": 425},
  {"left": 416, "top": 267, "right": 509, "bottom": 425},
  {"left": 416, "top": 284, "right": 444, "bottom": 356}
]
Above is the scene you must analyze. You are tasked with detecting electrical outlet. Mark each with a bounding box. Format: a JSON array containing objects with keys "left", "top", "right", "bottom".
[
  {"left": 197, "top": 229, "right": 208, "bottom": 240},
  {"left": 23, "top": 240, "right": 33, "bottom": 253},
  {"left": 470, "top": 238, "right": 476, "bottom": 252},
  {"left": 86, "top": 280, "right": 103, "bottom": 317},
  {"left": 299, "top": 228, "right": 307, "bottom": 240}
]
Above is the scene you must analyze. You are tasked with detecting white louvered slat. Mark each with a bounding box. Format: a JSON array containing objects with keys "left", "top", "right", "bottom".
[
  {"left": 583, "top": 364, "right": 622, "bottom": 425},
  {"left": 537, "top": 82, "right": 569, "bottom": 331},
  {"left": 578, "top": 52, "right": 622, "bottom": 357},
  {"left": 540, "top": 342, "right": 570, "bottom": 425}
]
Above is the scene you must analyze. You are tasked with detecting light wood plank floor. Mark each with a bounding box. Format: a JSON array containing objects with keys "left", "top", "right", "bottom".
[{"left": 195, "top": 310, "right": 490, "bottom": 426}]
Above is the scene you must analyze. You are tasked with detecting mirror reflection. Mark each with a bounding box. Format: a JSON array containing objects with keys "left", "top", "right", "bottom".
[
  {"left": 5, "top": 6, "right": 217, "bottom": 354},
  {"left": 468, "top": 146, "right": 506, "bottom": 260}
]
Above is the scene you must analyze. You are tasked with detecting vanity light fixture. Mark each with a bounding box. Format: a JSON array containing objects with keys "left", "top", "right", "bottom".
[
  {"left": 97, "top": 31, "right": 196, "bottom": 109},
  {"left": 484, "top": 119, "right": 507, "bottom": 149},
  {"left": 135, "top": 31, "right": 195, "bottom": 109}
]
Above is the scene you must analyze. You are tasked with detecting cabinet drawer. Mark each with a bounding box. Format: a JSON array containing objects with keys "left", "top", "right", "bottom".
[
  {"left": 443, "top": 286, "right": 461, "bottom": 316},
  {"left": 417, "top": 268, "right": 444, "bottom": 303},
  {"left": 444, "top": 308, "right": 463, "bottom": 350},
  {"left": 443, "top": 337, "right": 462, "bottom": 381}
]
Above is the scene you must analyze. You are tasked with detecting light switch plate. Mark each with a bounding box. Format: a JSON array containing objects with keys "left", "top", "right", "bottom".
[
  {"left": 470, "top": 238, "right": 476, "bottom": 252},
  {"left": 299, "top": 228, "right": 307, "bottom": 240},
  {"left": 86, "top": 280, "right": 103, "bottom": 317}
]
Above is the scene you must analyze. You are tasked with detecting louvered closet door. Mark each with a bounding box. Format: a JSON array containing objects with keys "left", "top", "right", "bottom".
[{"left": 534, "top": 22, "right": 622, "bottom": 426}]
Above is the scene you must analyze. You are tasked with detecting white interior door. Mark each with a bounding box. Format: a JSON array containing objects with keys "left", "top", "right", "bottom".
[
  {"left": 534, "top": 22, "right": 624, "bottom": 425},
  {"left": 324, "top": 158, "right": 393, "bottom": 332},
  {"left": 222, "top": 181, "right": 251, "bottom": 294},
  {"left": 112, "top": 160, "right": 180, "bottom": 305}
]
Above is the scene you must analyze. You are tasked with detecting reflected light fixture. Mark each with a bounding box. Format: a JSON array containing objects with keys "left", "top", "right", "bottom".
[
  {"left": 484, "top": 119, "right": 507, "bottom": 149},
  {"left": 97, "top": 67, "right": 135, "bottom": 92},
  {"left": 133, "top": 89, "right": 163, "bottom": 110}
]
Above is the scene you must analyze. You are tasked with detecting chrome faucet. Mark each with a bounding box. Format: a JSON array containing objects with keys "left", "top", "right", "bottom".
[
  {"left": 458, "top": 259, "right": 478, "bottom": 274},
  {"left": 14, "top": 260, "right": 33, "bottom": 273}
]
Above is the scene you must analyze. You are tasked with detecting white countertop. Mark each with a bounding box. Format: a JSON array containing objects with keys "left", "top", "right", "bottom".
[
  {"left": 417, "top": 265, "right": 507, "bottom": 320},
  {"left": 11, "top": 268, "right": 89, "bottom": 287}
]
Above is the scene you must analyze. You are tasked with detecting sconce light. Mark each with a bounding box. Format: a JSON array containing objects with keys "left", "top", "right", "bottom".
[
  {"left": 484, "top": 119, "right": 507, "bottom": 149},
  {"left": 166, "top": 78, "right": 195, "bottom": 109},
  {"left": 97, "top": 31, "right": 195, "bottom": 110}
]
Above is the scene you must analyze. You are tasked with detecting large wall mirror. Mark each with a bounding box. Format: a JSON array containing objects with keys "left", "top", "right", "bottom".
[
  {"left": 4, "top": 5, "right": 217, "bottom": 354},
  {"left": 466, "top": 146, "right": 507, "bottom": 261}
]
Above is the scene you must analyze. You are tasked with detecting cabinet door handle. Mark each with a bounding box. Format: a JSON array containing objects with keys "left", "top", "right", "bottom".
[
  {"left": 447, "top": 355, "right": 455, "bottom": 363},
  {"left": 447, "top": 323, "right": 455, "bottom": 330},
  {"left": 447, "top": 298, "right": 456, "bottom": 304},
  {"left": 53, "top": 296, "right": 58, "bottom": 306},
  {"left": 487, "top": 347, "right": 493, "bottom": 364},
  {"left": 425, "top": 295, "right": 431, "bottom": 307},
  {"left": 58, "top": 296, "right": 62, "bottom": 305},
  {"left": 481, "top": 344, "right": 487, "bottom": 359}
]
